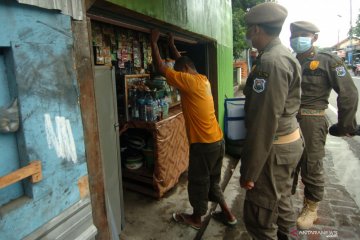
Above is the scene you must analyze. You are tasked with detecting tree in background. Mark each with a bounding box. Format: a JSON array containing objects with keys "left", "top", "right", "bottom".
[
  {"left": 351, "top": 12, "right": 360, "bottom": 37},
  {"left": 232, "top": 0, "right": 265, "bottom": 59}
]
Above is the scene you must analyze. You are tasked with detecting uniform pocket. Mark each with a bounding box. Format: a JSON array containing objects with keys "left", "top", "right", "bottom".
[
  {"left": 306, "top": 153, "right": 324, "bottom": 175},
  {"left": 244, "top": 197, "right": 278, "bottom": 229},
  {"left": 275, "top": 139, "right": 303, "bottom": 166},
  {"left": 258, "top": 205, "right": 278, "bottom": 228}
]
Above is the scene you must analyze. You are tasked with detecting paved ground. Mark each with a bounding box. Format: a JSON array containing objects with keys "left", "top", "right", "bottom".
[
  {"left": 119, "top": 154, "right": 238, "bottom": 240},
  {"left": 201, "top": 150, "right": 360, "bottom": 240},
  {"left": 120, "top": 139, "right": 360, "bottom": 240}
]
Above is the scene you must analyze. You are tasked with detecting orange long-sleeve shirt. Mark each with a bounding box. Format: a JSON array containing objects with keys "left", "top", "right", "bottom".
[{"left": 165, "top": 68, "right": 223, "bottom": 144}]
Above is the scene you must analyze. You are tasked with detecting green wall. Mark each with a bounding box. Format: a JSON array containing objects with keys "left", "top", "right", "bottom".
[
  {"left": 217, "top": 45, "right": 234, "bottom": 127},
  {"left": 107, "top": 0, "right": 234, "bottom": 128}
]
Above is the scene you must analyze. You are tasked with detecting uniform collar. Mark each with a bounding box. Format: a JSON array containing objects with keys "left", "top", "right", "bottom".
[
  {"left": 297, "top": 47, "right": 316, "bottom": 63},
  {"left": 263, "top": 37, "right": 282, "bottom": 52},
  {"left": 255, "top": 38, "right": 281, "bottom": 62}
]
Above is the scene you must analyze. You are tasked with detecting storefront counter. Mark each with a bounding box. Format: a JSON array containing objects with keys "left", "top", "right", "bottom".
[{"left": 122, "top": 106, "right": 189, "bottom": 198}]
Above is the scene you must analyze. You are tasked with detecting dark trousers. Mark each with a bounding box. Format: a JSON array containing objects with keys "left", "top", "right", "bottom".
[
  {"left": 298, "top": 115, "right": 328, "bottom": 202},
  {"left": 188, "top": 139, "right": 225, "bottom": 216}
]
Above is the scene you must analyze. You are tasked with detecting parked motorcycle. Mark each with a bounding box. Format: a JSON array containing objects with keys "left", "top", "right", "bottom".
[{"left": 354, "top": 64, "right": 360, "bottom": 76}]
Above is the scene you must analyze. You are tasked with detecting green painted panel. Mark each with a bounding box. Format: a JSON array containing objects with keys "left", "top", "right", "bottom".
[
  {"left": 107, "top": 0, "right": 165, "bottom": 20},
  {"left": 107, "top": 0, "right": 232, "bottom": 47},
  {"left": 217, "top": 44, "right": 234, "bottom": 130},
  {"left": 106, "top": 0, "right": 234, "bottom": 130}
]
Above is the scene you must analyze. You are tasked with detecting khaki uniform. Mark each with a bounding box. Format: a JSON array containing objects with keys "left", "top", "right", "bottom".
[
  {"left": 297, "top": 49, "right": 358, "bottom": 201},
  {"left": 241, "top": 38, "right": 304, "bottom": 238}
]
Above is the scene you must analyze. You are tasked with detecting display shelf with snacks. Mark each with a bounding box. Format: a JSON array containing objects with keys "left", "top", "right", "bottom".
[
  {"left": 116, "top": 74, "right": 181, "bottom": 124},
  {"left": 91, "top": 19, "right": 187, "bottom": 198}
]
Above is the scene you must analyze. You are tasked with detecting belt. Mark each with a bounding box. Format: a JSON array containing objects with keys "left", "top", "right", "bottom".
[
  {"left": 273, "top": 128, "right": 300, "bottom": 145},
  {"left": 300, "top": 108, "right": 325, "bottom": 116}
]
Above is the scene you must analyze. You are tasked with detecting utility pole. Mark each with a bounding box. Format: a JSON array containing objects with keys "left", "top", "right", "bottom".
[
  {"left": 337, "top": 14, "right": 342, "bottom": 49},
  {"left": 349, "top": 0, "right": 353, "bottom": 65}
]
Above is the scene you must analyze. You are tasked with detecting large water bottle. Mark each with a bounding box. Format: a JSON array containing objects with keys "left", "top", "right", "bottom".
[
  {"left": 153, "top": 99, "right": 160, "bottom": 121},
  {"left": 130, "top": 89, "right": 138, "bottom": 120},
  {"left": 160, "top": 99, "right": 169, "bottom": 119},
  {"left": 145, "top": 93, "right": 155, "bottom": 122},
  {"left": 137, "top": 98, "right": 146, "bottom": 121}
]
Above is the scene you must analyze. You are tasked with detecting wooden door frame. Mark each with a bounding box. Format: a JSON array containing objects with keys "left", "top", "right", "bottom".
[{"left": 72, "top": 1, "right": 110, "bottom": 238}]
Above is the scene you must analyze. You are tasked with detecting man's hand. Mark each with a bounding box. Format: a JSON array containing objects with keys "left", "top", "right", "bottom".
[
  {"left": 151, "top": 29, "right": 160, "bottom": 43},
  {"left": 329, "top": 123, "right": 360, "bottom": 137},
  {"left": 240, "top": 177, "right": 255, "bottom": 190},
  {"left": 119, "top": 123, "right": 129, "bottom": 135},
  {"left": 168, "top": 33, "right": 175, "bottom": 46},
  {"left": 150, "top": 29, "right": 167, "bottom": 76},
  {"left": 167, "top": 32, "right": 181, "bottom": 60}
]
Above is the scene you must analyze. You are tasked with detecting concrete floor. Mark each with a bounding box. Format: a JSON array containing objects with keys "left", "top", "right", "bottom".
[
  {"left": 119, "top": 154, "right": 240, "bottom": 240},
  {"left": 120, "top": 146, "right": 360, "bottom": 240},
  {"left": 201, "top": 160, "right": 251, "bottom": 240}
]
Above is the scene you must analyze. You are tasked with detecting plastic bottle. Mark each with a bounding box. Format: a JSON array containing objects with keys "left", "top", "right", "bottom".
[
  {"left": 145, "top": 93, "right": 155, "bottom": 122},
  {"left": 176, "top": 89, "right": 181, "bottom": 102},
  {"left": 160, "top": 99, "right": 169, "bottom": 119},
  {"left": 137, "top": 98, "right": 146, "bottom": 121},
  {"left": 154, "top": 99, "right": 160, "bottom": 120},
  {"left": 130, "top": 89, "right": 138, "bottom": 120}
]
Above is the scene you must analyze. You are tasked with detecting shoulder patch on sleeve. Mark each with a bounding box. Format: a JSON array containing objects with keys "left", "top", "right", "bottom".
[
  {"left": 253, "top": 78, "right": 266, "bottom": 93},
  {"left": 335, "top": 66, "right": 346, "bottom": 77}
]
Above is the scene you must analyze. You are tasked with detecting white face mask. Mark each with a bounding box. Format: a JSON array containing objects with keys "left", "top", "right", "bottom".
[{"left": 290, "top": 37, "right": 312, "bottom": 53}]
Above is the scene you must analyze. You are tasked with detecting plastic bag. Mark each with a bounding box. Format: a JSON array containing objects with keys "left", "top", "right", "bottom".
[{"left": 0, "top": 98, "right": 19, "bottom": 133}]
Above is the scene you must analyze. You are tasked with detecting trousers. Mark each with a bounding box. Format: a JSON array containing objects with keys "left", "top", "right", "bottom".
[
  {"left": 188, "top": 139, "right": 225, "bottom": 216},
  {"left": 298, "top": 115, "right": 328, "bottom": 201},
  {"left": 244, "top": 138, "right": 304, "bottom": 239}
]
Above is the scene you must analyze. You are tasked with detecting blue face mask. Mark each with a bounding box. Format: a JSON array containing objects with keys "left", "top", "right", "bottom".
[{"left": 290, "top": 37, "right": 312, "bottom": 53}]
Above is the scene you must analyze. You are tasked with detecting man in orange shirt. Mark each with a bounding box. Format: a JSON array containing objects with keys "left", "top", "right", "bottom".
[{"left": 151, "top": 29, "right": 237, "bottom": 230}]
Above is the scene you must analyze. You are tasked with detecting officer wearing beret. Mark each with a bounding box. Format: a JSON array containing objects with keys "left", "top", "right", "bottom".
[
  {"left": 290, "top": 21, "right": 359, "bottom": 229},
  {"left": 240, "top": 3, "right": 304, "bottom": 239}
]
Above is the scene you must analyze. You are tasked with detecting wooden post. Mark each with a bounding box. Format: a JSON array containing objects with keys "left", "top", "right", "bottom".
[
  {"left": 0, "top": 160, "right": 42, "bottom": 189},
  {"left": 72, "top": 14, "right": 110, "bottom": 240}
]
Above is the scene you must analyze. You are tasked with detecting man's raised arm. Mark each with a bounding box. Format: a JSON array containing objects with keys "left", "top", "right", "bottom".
[
  {"left": 168, "top": 33, "right": 181, "bottom": 60},
  {"left": 150, "top": 29, "right": 167, "bottom": 77}
]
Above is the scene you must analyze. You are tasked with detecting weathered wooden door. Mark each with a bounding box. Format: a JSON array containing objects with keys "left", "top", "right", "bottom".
[
  {"left": 94, "top": 66, "right": 125, "bottom": 238},
  {"left": 0, "top": 49, "right": 23, "bottom": 206}
]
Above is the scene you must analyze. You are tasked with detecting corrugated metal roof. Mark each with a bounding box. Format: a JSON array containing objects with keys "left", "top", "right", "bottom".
[{"left": 17, "top": 0, "right": 83, "bottom": 20}]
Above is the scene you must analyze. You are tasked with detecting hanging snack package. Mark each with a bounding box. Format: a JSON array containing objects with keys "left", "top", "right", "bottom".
[
  {"left": 133, "top": 40, "right": 141, "bottom": 68},
  {"left": 103, "top": 47, "right": 112, "bottom": 66},
  {"left": 95, "top": 47, "right": 105, "bottom": 65},
  {"left": 92, "top": 22, "right": 103, "bottom": 47}
]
